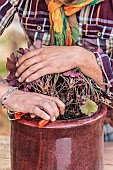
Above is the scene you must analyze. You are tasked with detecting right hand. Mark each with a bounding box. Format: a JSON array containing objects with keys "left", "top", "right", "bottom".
[{"left": 5, "top": 90, "right": 65, "bottom": 121}]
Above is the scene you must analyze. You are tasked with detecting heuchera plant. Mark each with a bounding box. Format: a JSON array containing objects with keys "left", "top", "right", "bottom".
[{"left": 6, "top": 40, "right": 109, "bottom": 120}]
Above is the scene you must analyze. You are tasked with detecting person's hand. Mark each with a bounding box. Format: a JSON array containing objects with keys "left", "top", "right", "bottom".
[
  {"left": 5, "top": 90, "right": 65, "bottom": 121},
  {"left": 16, "top": 46, "right": 103, "bottom": 87}
]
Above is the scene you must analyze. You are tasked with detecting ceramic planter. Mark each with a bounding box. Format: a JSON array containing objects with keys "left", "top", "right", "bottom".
[{"left": 11, "top": 105, "right": 107, "bottom": 170}]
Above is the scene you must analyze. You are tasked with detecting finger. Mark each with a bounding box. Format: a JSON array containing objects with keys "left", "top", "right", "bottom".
[
  {"left": 30, "top": 113, "right": 36, "bottom": 118},
  {"left": 16, "top": 55, "right": 42, "bottom": 77},
  {"left": 48, "top": 100, "right": 60, "bottom": 119},
  {"left": 16, "top": 48, "right": 42, "bottom": 67},
  {"left": 55, "top": 98, "right": 65, "bottom": 115},
  {"left": 18, "top": 62, "right": 46, "bottom": 82},
  {"left": 29, "top": 105, "right": 50, "bottom": 120},
  {"left": 25, "top": 66, "right": 51, "bottom": 82},
  {"left": 43, "top": 95, "right": 65, "bottom": 115},
  {"left": 50, "top": 97, "right": 65, "bottom": 115},
  {"left": 38, "top": 101, "right": 56, "bottom": 121},
  {"left": 38, "top": 94, "right": 65, "bottom": 115}
]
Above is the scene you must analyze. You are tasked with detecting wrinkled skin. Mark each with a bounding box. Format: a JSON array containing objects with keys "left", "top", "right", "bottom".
[
  {"left": 16, "top": 46, "right": 104, "bottom": 87},
  {"left": 5, "top": 40, "right": 113, "bottom": 125},
  {"left": 5, "top": 89, "right": 65, "bottom": 121}
]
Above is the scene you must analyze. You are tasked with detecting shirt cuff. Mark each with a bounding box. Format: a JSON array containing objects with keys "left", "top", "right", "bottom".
[{"left": 94, "top": 51, "right": 113, "bottom": 97}]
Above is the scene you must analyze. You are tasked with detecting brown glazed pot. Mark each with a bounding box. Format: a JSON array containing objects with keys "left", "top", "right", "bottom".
[{"left": 11, "top": 105, "right": 107, "bottom": 170}]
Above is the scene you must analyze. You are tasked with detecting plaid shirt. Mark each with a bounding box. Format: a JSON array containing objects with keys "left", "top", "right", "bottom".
[
  {"left": 0, "top": 0, "right": 113, "bottom": 140},
  {"left": 104, "top": 124, "right": 113, "bottom": 142}
]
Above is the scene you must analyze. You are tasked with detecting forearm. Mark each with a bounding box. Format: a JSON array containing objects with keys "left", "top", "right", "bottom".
[{"left": 73, "top": 46, "right": 104, "bottom": 88}]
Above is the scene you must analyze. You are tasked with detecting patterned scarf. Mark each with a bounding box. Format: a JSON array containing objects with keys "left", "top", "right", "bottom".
[{"left": 46, "top": 0, "right": 104, "bottom": 46}]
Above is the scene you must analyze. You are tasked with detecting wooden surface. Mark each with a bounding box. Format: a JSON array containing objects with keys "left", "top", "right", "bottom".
[
  {"left": 0, "top": 136, "right": 113, "bottom": 170},
  {"left": 104, "top": 142, "right": 113, "bottom": 170}
]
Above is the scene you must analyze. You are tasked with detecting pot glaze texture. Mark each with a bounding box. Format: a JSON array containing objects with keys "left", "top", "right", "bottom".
[{"left": 11, "top": 105, "right": 107, "bottom": 170}]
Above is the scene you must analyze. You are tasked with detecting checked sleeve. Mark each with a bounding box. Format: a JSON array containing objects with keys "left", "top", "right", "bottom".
[
  {"left": 0, "top": 0, "right": 19, "bottom": 36},
  {"left": 94, "top": 51, "right": 113, "bottom": 96}
]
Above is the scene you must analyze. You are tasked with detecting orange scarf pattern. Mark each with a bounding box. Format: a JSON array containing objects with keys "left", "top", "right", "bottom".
[{"left": 46, "top": 0, "right": 103, "bottom": 45}]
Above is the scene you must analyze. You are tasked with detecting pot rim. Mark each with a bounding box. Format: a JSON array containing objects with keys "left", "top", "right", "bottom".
[{"left": 16, "top": 104, "right": 107, "bottom": 129}]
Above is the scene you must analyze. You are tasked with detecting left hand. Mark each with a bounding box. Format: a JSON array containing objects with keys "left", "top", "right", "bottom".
[
  {"left": 16, "top": 46, "right": 80, "bottom": 82},
  {"left": 16, "top": 46, "right": 103, "bottom": 87}
]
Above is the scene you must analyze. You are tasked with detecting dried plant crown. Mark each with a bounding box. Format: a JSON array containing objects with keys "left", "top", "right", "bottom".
[{"left": 6, "top": 41, "right": 110, "bottom": 120}]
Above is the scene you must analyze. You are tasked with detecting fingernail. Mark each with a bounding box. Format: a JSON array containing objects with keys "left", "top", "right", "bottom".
[
  {"left": 18, "top": 77, "right": 22, "bottom": 82},
  {"left": 16, "top": 63, "right": 18, "bottom": 67},
  {"left": 61, "top": 111, "right": 65, "bottom": 115},
  {"left": 26, "top": 78, "right": 30, "bottom": 82},
  {"left": 51, "top": 117, "right": 56, "bottom": 122},
  {"left": 46, "top": 115, "right": 50, "bottom": 120},
  {"left": 15, "top": 72, "right": 18, "bottom": 77},
  {"left": 62, "top": 112, "right": 65, "bottom": 115},
  {"left": 30, "top": 114, "right": 36, "bottom": 118}
]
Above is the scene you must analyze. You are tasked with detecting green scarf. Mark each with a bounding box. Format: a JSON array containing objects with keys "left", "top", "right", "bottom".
[{"left": 47, "top": 0, "right": 104, "bottom": 45}]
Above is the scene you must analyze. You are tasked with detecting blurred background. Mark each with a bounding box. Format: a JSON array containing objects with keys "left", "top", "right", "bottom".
[{"left": 0, "top": 14, "right": 27, "bottom": 135}]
